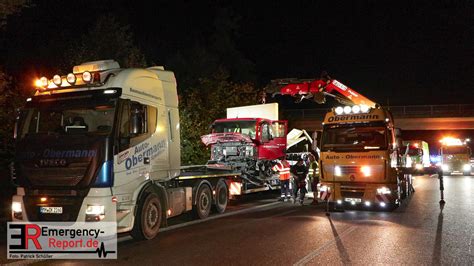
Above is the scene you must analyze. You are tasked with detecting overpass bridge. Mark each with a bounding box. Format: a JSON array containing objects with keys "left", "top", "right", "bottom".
[{"left": 283, "top": 104, "right": 474, "bottom": 131}]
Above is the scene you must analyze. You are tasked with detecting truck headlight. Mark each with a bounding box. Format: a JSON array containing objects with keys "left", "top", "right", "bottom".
[
  {"left": 334, "top": 166, "right": 341, "bottom": 176},
  {"left": 85, "top": 205, "right": 105, "bottom": 222},
  {"left": 415, "top": 164, "right": 423, "bottom": 170},
  {"left": 441, "top": 164, "right": 449, "bottom": 171},
  {"left": 376, "top": 187, "right": 391, "bottom": 195},
  {"left": 360, "top": 166, "right": 371, "bottom": 177},
  {"left": 463, "top": 164, "right": 471, "bottom": 171},
  {"left": 12, "top": 201, "right": 23, "bottom": 220},
  {"left": 12, "top": 202, "right": 22, "bottom": 213}
]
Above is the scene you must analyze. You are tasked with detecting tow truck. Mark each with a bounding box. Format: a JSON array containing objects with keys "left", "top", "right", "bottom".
[
  {"left": 439, "top": 137, "right": 472, "bottom": 175},
  {"left": 11, "top": 60, "right": 286, "bottom": 240},
  {"left": 270, "top": 73, "right": 414, "bottom": 209}
]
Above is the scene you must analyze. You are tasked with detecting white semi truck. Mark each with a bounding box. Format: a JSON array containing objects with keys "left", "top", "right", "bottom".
[{"left": 11, "top": 60, "right": 282, "bottom": 240}]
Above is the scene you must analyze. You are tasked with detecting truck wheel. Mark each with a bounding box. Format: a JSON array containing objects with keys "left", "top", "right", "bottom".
[
  {"left": 131, "top": 193, "right": 162, "bottom": 240},
  {"left": 193, "top": 185, "right": 212, "bottom": 219},
  {"left": 213, "top": 179, "right": 228, "bottom": 214}
]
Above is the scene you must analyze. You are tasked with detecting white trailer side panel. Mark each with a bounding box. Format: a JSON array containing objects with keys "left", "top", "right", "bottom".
[{"left": 226, "top": 103, "right": 279, "bottom": 120}]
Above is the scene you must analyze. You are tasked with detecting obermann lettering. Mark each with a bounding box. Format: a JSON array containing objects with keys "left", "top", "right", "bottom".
[{"left": 328, "top": 114, "right": 379, "bottom": 122}]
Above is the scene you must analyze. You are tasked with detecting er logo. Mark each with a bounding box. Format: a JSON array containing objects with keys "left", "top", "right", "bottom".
[{"left": 9, "top": 224, "right": 42, "bottom": 250}]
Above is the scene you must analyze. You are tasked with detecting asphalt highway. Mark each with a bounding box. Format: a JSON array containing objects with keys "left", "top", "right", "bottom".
[{"left": 4, "top": 174, "right": 474, "bottom": 265}]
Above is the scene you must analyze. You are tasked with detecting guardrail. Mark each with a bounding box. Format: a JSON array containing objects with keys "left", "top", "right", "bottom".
[{"left": 282, "top": 104, "right": 474, "bottom": 120}]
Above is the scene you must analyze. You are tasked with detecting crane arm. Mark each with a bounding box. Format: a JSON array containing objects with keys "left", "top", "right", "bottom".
[{"left": 269, "top": 74, "right": 377, "bottom": 108}]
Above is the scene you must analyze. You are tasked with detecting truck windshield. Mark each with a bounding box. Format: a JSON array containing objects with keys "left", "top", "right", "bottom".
[
  {"left": 322, "top": 125, "right": 387, "bottom": 151},
  {"left": 402, "top": 146, "right": 423, "bottom": 156},
  {"left": 442, "top": 146, "right": 470, "bottom": 155},
  {"left": 213, "top": 120, "right": 257, "bottom": 139},
  {"left": 18, "top": 99, "right": 116, "bottom": 139}
]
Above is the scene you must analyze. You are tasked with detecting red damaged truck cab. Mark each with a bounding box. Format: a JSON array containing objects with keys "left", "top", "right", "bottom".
[{"left": 201, "top": 104, "right": 287, "bottom": 182}]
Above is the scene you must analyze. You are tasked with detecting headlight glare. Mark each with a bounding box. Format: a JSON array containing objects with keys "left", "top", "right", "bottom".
[
  {"left": 85, "top": 205, "right": 105, "bottom": 215},
  {"left": 12, "top": 202, "right": 22, "bottom": 213},
  {"left": 463, "top": 164, "right": 471, "bottom": 171},
  {"left": 360, "top": 166, "right": 371, "bottom": 176},
  {"left": 377, "top": 187, "right": 391, "bottom": 195}
]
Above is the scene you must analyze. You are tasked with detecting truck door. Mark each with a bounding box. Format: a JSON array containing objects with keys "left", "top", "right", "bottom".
[{"left": 257, "top": 120, "right": 287, "bottom": 160}]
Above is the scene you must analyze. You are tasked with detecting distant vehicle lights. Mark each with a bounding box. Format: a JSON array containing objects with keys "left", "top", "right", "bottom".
[{"left": 439, "top": 137, "right": 469, "bottom": 146}]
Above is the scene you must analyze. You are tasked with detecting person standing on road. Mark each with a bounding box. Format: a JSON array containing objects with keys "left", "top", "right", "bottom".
[
  {"left": 291, "top": 158, "right": 309, "bottom": 205},
  {"left": 308, "top": 154, "right": 320, "bottom": 205},
  {"left": 273, "top": 158, "right": 291, "bottom": 201}
]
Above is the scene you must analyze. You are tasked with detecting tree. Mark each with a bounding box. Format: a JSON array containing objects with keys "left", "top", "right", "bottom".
[
  {"left": 0, "top": 0, "right": 30, "bottom": 167},
  {"left": 167, "top": 8, "right": 258, "bottom": 164},
  {"left": 0, "top": 0, "right": 29, "bottom": 28},
  {"left": 65, "top": 14, "right": 146, "bottom": 69},
  {"left": 0, "top": 70, "right": 29, "bottom": 167}
]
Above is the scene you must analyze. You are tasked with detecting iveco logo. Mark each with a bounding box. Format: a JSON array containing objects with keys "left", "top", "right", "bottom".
[
  {"left": 350, "top": 175, "right": 355, "bottom": 181},
  {"left": 36, "top": 159, "right": 67, "bottom": 167}
]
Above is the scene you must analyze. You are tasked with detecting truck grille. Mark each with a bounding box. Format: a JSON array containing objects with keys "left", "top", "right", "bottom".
[
  {"left": 339, "top": 166, "right": 359, "bottom": 174},
  {"left": 341, "top": 191, "right": 364, "bottom": 198},
  {"left": 19, "top": 162, "right": 89, "bottom": 187},
  {"left": 23, "top": 195, "right": 86, "bottom": 222}
]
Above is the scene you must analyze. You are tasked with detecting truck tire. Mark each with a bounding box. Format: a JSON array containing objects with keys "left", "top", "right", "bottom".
[
  {"left": 193, "top": 184, "right": 212, "bottom": 219},
  {"left": 131, "top": 192, "right": 162, "bottom": 240},
  {"left": 213, "top": 179, "right": 228, "bottom": 214}
]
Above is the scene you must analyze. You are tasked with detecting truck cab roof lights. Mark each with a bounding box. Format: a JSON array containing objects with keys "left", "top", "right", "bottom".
[
  {"left": 67, "top": 73, "right": 76, "bottom": 85},
  {"left": 360, "top": 104, "right": 370, "bottom": 113},
  {"left": 351, "top": 105, "right": 361, "bottom": 114},
  {"left": 82, "top": 71, "right": 92, "bottom": 83},
  {"left": 334, "top": 104, "right": 371, "bottom": 115},
  {"left": 52, "top": 75, "right": 62, "bottom": 86},
  {"left": 343, "top": 106, "right": 352, "bottom": 114},
  {"left": 35, "top": 77, "right": 49, "bottom": 88},
  {"left": 440, "top": 137, "right": 464, "bottom": 146},
  {"left": 72, "top": 59, "right": 120, "bottom": 74}
]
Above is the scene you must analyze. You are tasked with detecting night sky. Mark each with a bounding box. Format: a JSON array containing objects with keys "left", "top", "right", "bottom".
[{"left": 1, "top": 0, "right": 473, "bottom": 105}]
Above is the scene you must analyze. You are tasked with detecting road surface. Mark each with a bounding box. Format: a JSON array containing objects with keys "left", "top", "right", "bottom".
[{"left": 3, "top": 174, "right": 474, "bottom": 265}]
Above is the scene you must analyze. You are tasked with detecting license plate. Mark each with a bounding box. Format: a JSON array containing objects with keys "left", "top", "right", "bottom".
[
  {"left": 344, "top": 198, "right": 362, "bottom": 203},
  {"left": 40, "top": 206, "right": 63, "bottom": 214}
]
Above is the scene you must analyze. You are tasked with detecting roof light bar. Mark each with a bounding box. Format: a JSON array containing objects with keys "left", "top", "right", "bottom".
[
  {"left": 52, "top": 75, "right": 62, "bottom": 86},
  {"left": 334, "top": 104, "right": 371, "bottom": 115},
  {"left": 67, "top": 73, "right": 76, "bottom": 85},
  {"left": 82, "top": 71, "right": 92, "bottom": 83}
]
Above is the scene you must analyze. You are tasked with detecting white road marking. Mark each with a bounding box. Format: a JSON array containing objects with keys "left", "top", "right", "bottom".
[{"left": 294, "top": 225, "right": 357, "bottom": 266}]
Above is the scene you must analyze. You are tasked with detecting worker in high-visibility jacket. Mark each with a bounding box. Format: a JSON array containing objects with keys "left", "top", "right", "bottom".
[
  {"left": 308, "top": 154, "right": 320, "bottom": 205},
  {"left": 273, "top": 158, "right": 291, "bottom": 201}
]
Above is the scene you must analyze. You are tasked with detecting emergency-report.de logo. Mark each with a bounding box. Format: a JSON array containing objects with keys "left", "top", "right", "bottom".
[{"left": 7, "top": 222, "right": 117, "bottom": 259}]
